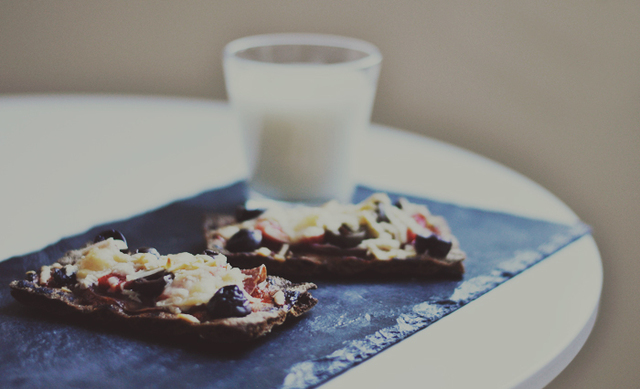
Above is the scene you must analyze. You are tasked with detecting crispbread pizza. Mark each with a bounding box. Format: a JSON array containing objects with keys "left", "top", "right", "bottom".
[
  {"left": 9, "top": 230, "right": 317, "bottom": 342},
  {"left": 204, "top": 193, "right": 465, "bottom": 279}
]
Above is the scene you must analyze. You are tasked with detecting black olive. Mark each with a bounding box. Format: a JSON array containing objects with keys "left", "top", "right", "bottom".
[
  {"left": 414, "top": 233, "right": 452, "bottom": 259},
  {"left": 202, "top": 249, "right": 220, "bottom": 257},
  {"left": 94, "top": 229, "right": 127, "bottom": 246},
  {"left": 325, "top": 224, "right": 366, "bottom": 249},
  {"left": 126, "top": 270, "right": 174, "bottom": 301},
  {"left": 226, "top": 229, "right": 262, "bottom": 253},
  {"left": 235, "top": 205, "right": 266, "bottom": 222},
  {"left": 135, "top": 247, "right": 160, "bottom": 258},
  {"left": 206, "top": 285, "right": 252, "bottom": 319},
  {"left": 51, "top": 267, "right": 77, "bottom": 287},
  {"left": 24, "top": 271, "right": 38, "bottom": 282}
]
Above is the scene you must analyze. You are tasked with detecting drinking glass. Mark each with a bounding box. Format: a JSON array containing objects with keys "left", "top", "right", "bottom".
[{"left": 223, "top": 33, "right": 382, "bottom": 203}]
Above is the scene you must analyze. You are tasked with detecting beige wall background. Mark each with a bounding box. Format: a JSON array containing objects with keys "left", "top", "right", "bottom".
[{"left": 1, "top": 1, "right": 638, "bottom": 387}]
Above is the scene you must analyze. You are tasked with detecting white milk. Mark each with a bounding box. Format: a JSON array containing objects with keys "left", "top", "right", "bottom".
[{"left": 225, "top": 65, "right": 377, "bottom": 203}]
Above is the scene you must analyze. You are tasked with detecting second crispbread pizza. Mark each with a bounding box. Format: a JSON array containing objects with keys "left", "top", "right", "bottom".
[{"left": 204, "top": 193, "right": 465, "bottom": 279}]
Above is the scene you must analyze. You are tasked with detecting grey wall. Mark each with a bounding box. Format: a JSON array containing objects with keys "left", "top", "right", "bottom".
[{"left": 2, "top": 2, "right": 639, "bottom": 387}]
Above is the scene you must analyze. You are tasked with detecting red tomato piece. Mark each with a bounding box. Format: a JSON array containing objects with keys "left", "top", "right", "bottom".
[
  {"left": 406, "top": 228, "right": 417, "bottom": 243},
  {"left": 97, "top": 273, "right": 126, "bottom": 293},
  {"left": 406, "top": 213, "right": 429, "bottom": 243},
  {"left": 412, "top": 213, "right": 428, "bottom": 228},
  {"left": 255, "top": 220, "right": 290, "bottom": 244},
  {"left": 241, "top": 265, "right": 268, "bottom": 295},
  {"left": 411, "top": 213, "right": 441, "bottom": 236}
]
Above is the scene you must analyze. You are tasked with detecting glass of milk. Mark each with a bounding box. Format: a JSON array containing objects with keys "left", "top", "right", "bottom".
[{"left": 223, "top": 34, "right": 382, "bottom": 203}]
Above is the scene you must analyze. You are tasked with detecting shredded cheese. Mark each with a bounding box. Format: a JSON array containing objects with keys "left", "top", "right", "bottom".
[
  {"left": 70, "top": 239, "right": 247, "bottom": 312},
  {"left": 224, "top": 193, "right": 441, "bottom": 261}
]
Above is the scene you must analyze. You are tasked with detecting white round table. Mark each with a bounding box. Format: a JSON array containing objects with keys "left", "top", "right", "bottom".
[{"left": 0, "top": 95, "right": 602, "bottom": 389}]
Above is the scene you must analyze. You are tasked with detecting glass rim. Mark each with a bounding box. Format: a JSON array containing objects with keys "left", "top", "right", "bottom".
[{"left": 223, "top": 33, "right": 382, "bottom": 69}]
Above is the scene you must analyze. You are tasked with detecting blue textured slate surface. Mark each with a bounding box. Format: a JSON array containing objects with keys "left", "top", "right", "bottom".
[{"left": 0, "top": 182, "right": 590, "bottom": 389}]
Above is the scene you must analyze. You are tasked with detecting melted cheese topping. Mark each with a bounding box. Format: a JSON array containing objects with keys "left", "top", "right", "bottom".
[
  {"left": 74, "top": 238, "right": 246, "bottom": 311},
  {"left": 239, "top": 193, "right": 435, "bottom": 260}
]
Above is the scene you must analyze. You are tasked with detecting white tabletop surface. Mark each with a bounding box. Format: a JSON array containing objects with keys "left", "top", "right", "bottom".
[{"left": 0, "top": 95, "right": 602, "bottom": 389}]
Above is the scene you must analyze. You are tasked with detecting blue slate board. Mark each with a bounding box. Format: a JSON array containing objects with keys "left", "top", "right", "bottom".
[{"left": 0, "top": 182, "right": 590, "bottom": 389}]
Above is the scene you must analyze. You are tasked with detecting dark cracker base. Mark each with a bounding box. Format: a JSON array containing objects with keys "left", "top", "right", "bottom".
[
  {"left": 9, "top": 275, "right": 318, "bottom": 343},
  {"left": 0, "top": 182, "right": 590, "bottom": 389},
  {"left": 204, "top": 245, "right": 465, "bottom": 281}
]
